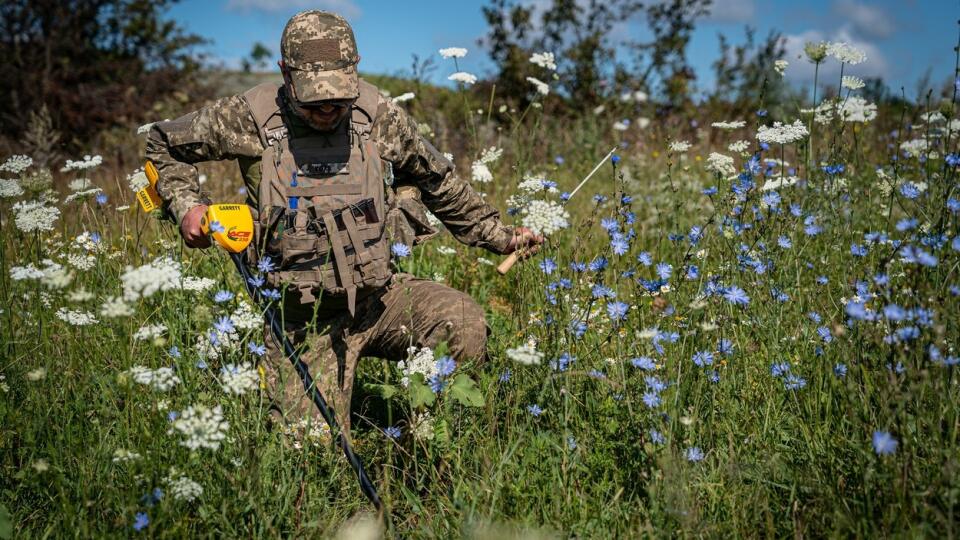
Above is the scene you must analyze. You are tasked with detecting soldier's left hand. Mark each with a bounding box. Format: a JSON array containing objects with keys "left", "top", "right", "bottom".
[{"left": 507, "top": 226, "right": 544, "bottom": 259}]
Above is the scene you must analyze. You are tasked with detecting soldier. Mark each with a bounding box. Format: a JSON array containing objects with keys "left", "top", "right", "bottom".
[{"left": 145, "top": 10, "right": 542, "bottom": 432}]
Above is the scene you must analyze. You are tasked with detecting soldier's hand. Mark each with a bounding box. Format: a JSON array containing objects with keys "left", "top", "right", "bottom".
[
  {"left": 506, "top": 226, "right": 544, "bottom": 259},
  {"left": 180, "top": 204, "right": 212, "bottom": 249}
]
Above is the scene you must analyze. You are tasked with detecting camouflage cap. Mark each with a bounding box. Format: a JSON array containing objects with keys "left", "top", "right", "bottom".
[{"left": 281, "top": 10, "right": 360, "bottom": 102}]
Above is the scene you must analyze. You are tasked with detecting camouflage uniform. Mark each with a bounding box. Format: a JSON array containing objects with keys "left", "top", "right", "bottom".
[{"left": 145, "top": 10, "right": 514, "bottom": 431}]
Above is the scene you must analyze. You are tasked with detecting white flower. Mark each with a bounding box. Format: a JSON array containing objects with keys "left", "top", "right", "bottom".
[
  {"left": 397, "top": 346, "right": 436, "bottom": 387},
  {"left": 0, "top": 155, "right": 33, "bottom": 174},
  {"left": 761, "top": 176, "right": 800, "bottom": 191},
  {"left": 127, "top": 169, "right": 148, "bottom": 192},
  {"left": 230, "top": 301, "right": 261, "bottom": 331},
  {"left": 921, "top": 111, "right": 946, "bottom": 124},
  {"left": 195, "top": 326, "right": 240, "bottom": 360},
  {"left": 827, "top": 42, "right": 866, "bottom": 65},
  {"left": 61, "top": 155, "right": 103, "bottom": 172},
  {"left": 728, "top": 140, "right": 751, "bottom": 153},
  {"left": 612, "top": 120, "right": 629, "bottom": 131},
  {"left": 668, "top": 140, "right": 692, "bottom": 153},
  {"left": 26, "top": 367, "right": 47, "bottom": 381},
  {"left": 476, "top": 257, "right": 494, "bottom": 266},
  {"left": 448, "top": 72, "right": 477, "bottom": 85},
  {"left": 181, "top": 276, "right": 217, "bottom": 292},
  {"left": 67, "top": 288, "right": 94, "bottom": 302},
  {"left": 392, "top": 92, "right": 415, "bottom": 103},
  {"left": 706, "top": 152, "right": 737, "bottom": 177},
  {"left": 471, "top": 162, "right": 493, "bottom": 183},
  {"left": 756, "top": 120, "right": 809, "bottom": 145},
  {"left": 220, "top": 363, "right": 259, "bottom": 395},
  {"left": 166, "top": 474, "right": 203, "bottom": 502},
  {"left": 636, "top": 117, "right": 651, "bottom": 129},
  {"left": 68, "top": 178, "right": 93, "bottom": 191},
  {"left": 411, "top": 412, "right": 435, "bottom": 441},
  {"left": 439, "top": 47, "right": 467, "bottom": 59},
  {"left": 55, "top": 307, "right": 97, "bottom": 326},
  {"left": 64, "top": 188, "right": 103, "bottom": 204},
  {"left": 436, "top": 246, "right": 456, "bottom": 255},
  {"left": 13, "top": 199, "right": 60, "bottom": 232},
  {"left": 900, "top": 138, "right": 929, "bottom": 156},
  {"left": 842, "top": 75, "right": 865, "bottom": 90},
  {"left": 168, "top": 404, "right": 229, "bottom": 451},
  {"left": 526, "top": 76, "right": 549, "bottom": 96},
  {"left": 529, "top": 51, "right": 557, "bottom": 70},
  {"left": 129, "top": 366, "right": 180, "bottom": 391},
  {"left": 112, "top": 449, "right": 142, "bottom": 463},
  {"left": 774, "top": 59, "right": 788, "bottom": 76},
  {"left": 133, "top": 323, "right": 167, "bottom": 341},
  {"left": 838, "top": 96, "right": 877, "bottom": 123},
  {"left": 521, "top": 199, "right": 569, "bottom": 236},
  {"left": 10, "top": 264, "right": 44, "bottom": 281},
  {"left": 100, "top": 296, "right": 134, "bottom": 318},
  {"left": 505, "top": 343, "right": 543, "bottom": 365},
  {"left": 121, "top": 257, "right": 182, "bottom": 301},
  {"left": 712, "top": 120, "right": 746, "bottom": 130},
  {"left": 0, "top": 178, "right": 24, "bottom": 198},
  {"left": 41, "top": 263, "right": 73, "bottom": 289},
  {"left": 478, "top": 146, "right": 502, "bottom": 165}
]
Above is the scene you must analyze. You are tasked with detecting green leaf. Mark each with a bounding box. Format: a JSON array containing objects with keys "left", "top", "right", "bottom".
[
  {"left": 408, "top": 373, "right": 436, "bottom": 408},
  {"left": 363, "top": 383, "right": 398, "bottom": 400},
  {"left": 0, "top": 504, "right": 11, "bottom": 540},
  {"left": 449, "top": 374, "right": 484, "bottom": 407}
]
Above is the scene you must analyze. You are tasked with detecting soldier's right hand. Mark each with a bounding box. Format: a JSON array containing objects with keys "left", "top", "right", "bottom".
[{"left": 180, "top": 204, "right": 212, "bottom": 249}]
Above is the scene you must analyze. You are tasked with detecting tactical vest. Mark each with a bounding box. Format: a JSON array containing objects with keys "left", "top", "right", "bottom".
[{"left": 242, "top": 81, "right": 395, "bottom": 316}]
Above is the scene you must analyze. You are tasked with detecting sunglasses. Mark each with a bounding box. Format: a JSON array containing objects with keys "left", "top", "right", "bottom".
[{"left": 296, "top": 99, "right": 353, "bottom": 111}]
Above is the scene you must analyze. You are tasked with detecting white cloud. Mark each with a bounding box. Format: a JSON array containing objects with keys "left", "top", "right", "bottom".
[
  {"left": 226, "top": 0, "right": 361, "bottom": 19},
  {"left": 833, "top": 0, "right": 895, "bottom": 40},
  {"left": 782, "top": 27, "right": 889, "bottom": 86},
  {"left": 705, "top": 0, "right": 755, "bottom": 23}
]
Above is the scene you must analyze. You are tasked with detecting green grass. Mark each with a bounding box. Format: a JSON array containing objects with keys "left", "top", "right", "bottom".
[{"left": 2, "top": 59, "right": 960, "bottom": 538}]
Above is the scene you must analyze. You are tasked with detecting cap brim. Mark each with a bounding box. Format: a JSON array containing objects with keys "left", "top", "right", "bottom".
[{"left": 290, "top": 63, "right": 360, "bottom": 102}]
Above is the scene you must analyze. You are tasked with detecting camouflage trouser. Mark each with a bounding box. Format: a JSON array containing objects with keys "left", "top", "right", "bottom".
[{"left": 262, "top": 273, "right": 488, "bottom": 433}]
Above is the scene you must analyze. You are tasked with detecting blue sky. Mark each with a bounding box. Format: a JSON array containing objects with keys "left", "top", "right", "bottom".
[{"left": 169, "top": 0, "right": 957, "bottom": 98}]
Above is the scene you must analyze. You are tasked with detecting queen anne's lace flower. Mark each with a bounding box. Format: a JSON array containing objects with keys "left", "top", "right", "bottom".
[
  {"left": 166, "top": 474, "right": 203, "bottom": 502},
  {"left": 0, "top": 178, "right": 24, "bottom": 198},
  {"left": 471, "top": 162, "right": 493, "bottom": 183},
  {"left": 13, "top": 199, "right": 60, "bottom": 232},
  {"left": 521, "top": 199, "right": 569, "bottom": 236},
  {"left": 438, "top": 47, "right": 467, "bottom": 59},
  {"left": 121, "top": 257, "right": 182, "bottom": 301},
  {"left": 129, "top": 366, "right": 180, "bottom": 391},
  {"left": 706, "top": 152, "right": 737, "bottom": 177},
  {"left": 230, "top": 302, "right": 261, "bottom": 331},
  {"left": 506, "top": 343, "right": 543, "bottom": 365},
  {"left": 529, "top": 51, "right": 557, "bottom": 70},
  {"left": 133, "top": 323, "right": 167, "bottom": 341},
  {"left": 827, "top": 42, "right": 866, "bottom": 65},
  {"left": 0, "top": 155, "right": 33, "bottom": 174},
  {"left": 838, "top": 96, "right": 877, "bottom": 123},
  {"left": 168, "top": 405, "right": 229, "bottom": 451},
  {"left": 841, "top": 75, "right": 865, "bottom": 90},
  {"left": 448, "top": 72, "right": 477, "bottom": 85},
  {"left": 669, "top": 140, "right": 692, "bottom": 153},
  {"left": 181, "top": 276, "right": 217, "bottom": 292},
  {"left": 100, "top": 296, "right": 134, "bottom": 318},
  {"left": 728, "top": 140, "right": 751, "bottom": 153},
  {"left": 712, "top": 120, "right": 745, "bottom": 130},
  {"left": 526, "top": 76, "right": 550, "bottom": 96},
  {"left": 55, "top": 307, "right": 97, "bottom": 326},
  {"left": 397, "top": 346, "right": 437, "bottom": 387},
  {"left": 61, "top": 155, "right": 103, "bottom": 172},
  {"left": 220, "top": 363, "right": 259, "bottom": 395},
  {"left": 756, "top": 120, "right": 809, "bottom": 144}
]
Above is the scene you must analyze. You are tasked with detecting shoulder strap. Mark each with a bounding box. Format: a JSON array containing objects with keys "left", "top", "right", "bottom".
[
  {"left": 351, "top": 79, "right": 382, "bottom": 136},
  {"left": 242, "top": 82, "right": 287, "bottom": 146}
]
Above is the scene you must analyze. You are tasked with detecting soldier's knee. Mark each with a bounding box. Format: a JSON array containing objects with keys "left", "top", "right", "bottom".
[{"left": 443, "top": 299, "right": 488, "bottom": 362}]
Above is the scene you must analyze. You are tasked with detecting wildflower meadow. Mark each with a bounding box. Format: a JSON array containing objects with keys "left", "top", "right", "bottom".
[{"left": 2, "top": 10, "right": 960, "bottom": 539}]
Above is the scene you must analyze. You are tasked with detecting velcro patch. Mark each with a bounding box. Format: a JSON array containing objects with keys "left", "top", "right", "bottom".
[
  {"left": 299, "top": 39, "right": 342, "bottom": 63},
  {"left": 301, "top": 162, "right": 349, "bottom": 175}
]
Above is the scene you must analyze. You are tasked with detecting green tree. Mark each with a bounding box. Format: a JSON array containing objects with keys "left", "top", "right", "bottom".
[{"left": 0, "top": 0, "right": 207, "bottom": 149}]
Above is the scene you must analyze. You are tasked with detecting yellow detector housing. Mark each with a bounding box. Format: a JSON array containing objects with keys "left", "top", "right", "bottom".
[{"left": 200, "top": 204, "right": 254, "bottom": 253}]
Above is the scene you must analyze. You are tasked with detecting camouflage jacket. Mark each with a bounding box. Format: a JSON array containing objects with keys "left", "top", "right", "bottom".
[{"left": 144, "top": 81, "right": 514, "bottom": 254}]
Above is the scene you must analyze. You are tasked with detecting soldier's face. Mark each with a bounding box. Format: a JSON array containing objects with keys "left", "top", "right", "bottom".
[{"left": 292, "top": 99, "right": 352, "bottom": 131}]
